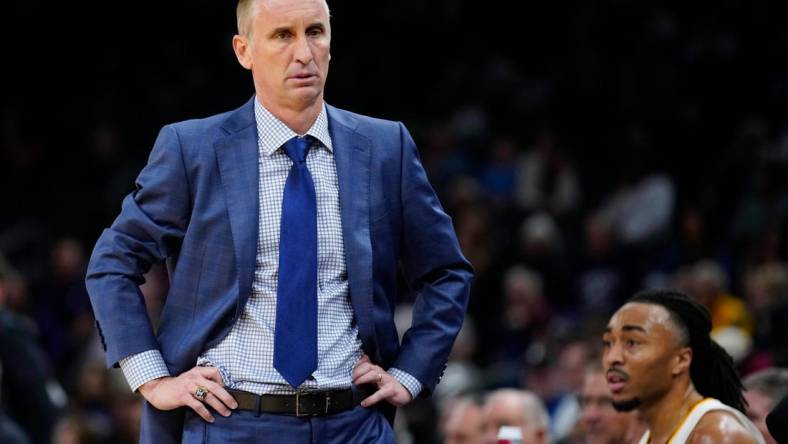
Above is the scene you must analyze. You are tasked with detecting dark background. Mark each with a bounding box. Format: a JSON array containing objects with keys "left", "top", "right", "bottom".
[
  {"left": 2, "top": 1, "right": 788, "bottom": 443},
  {"left": 5, "top": 1, "right": 788, "bottom": 244}
]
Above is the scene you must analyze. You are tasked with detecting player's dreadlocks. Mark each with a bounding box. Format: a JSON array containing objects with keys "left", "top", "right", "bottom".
[{"left": 629, "top": 288, "right": 747, "bottom": 412}]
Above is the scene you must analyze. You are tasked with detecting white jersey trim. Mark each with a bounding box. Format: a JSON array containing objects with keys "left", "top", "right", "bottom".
[{"left": 636, "top": 398, "right": 766, "bottom": 444}]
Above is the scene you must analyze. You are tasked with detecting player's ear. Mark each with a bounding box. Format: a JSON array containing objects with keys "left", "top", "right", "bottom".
[{"left": 672, "top": 346, "right": 692, "bottom": 376}]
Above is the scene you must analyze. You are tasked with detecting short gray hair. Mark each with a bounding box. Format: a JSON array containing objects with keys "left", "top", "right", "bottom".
[
  {"left": 236, "top": 0, "right": 255, "bottom": 36},
  {"left": 236, "top": 0, "right": 331, "bottom": 37},
  {"left": 486, "top": 389, "right": 550, "bottom": 432}
]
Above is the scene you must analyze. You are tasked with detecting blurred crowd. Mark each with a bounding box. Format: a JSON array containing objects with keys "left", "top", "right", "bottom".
[{"left": 3, "top": 1, "right": 788, "bottom": 443}]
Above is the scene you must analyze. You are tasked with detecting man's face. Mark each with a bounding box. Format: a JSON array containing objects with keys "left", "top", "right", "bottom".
[
  {"left": 579, "top": 370, "right": 634, "bottom": 444},
  {"left": 602, "top": 303, "right": 689, "bottom": 412},
  {"left": 744, "top": 390, "right": 777, "bottom": 444},
  {"left": 234, "top": 0, "right": 331, "bottom": 112},
  {"left": 443, "top": 403, "right": 484, "bottom": 444},
  {"left": 481, "top": 396, "right": 544, "bottom": 444}
]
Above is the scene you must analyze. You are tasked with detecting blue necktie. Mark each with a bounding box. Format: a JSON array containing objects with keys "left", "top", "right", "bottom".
[{"left": 274, "top": 136, "right": 318, "bottom": 388}]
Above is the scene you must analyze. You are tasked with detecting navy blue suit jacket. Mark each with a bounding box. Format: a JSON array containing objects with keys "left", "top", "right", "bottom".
[{"left": 86, "top": 97, "right": 473, "bottom": 443}]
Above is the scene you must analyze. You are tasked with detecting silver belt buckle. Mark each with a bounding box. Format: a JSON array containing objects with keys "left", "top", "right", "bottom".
[{"left": 295, "top": 391, "right": 302, "bottom": 417}]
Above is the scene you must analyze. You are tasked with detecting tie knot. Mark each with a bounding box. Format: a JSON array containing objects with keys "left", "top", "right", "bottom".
[{"left": 283, "top": 136, "right": 312, "bottom": 164}]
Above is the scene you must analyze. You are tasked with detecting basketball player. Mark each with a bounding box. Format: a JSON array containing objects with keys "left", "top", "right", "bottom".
[{"left": 602, "top": 289, "right": 765, "bottom": 444}]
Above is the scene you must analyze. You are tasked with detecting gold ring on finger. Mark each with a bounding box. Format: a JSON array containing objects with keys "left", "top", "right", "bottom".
[{"left": 193, "top": 386, "right": 209, "bottom": 402}]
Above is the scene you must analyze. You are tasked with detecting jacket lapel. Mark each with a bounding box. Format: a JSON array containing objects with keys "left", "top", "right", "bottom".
[
  {"left": 327, "top": 105, "right": 377, "bottom": 357},
  {"left": 214, "top": 97, "right": 259, "bottom": 317}
]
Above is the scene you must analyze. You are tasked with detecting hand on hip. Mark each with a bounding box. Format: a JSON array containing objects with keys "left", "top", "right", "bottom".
[{"left": 138, "top": 366, "right": 238, "bottom": 423}]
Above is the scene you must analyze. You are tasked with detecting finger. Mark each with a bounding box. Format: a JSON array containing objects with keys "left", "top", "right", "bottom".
[
  {"left": 353, "top": 355, "right": 375, "bottom": 369},
  {"left": 188, "top": 398, "right": 215, "bottom": 423},
  {"left": 203, "top": 392, "right": 232, "bottom": 417},
  {"left": 198, "top": 367, "right": 224, "bottom": 385},
  {"left": 201, "top": 379, "right": 238, "bottom": 410},
  {"left": 352, "top": 361, "right": 374, "bottom": 379},
  {"left": 354, "top": 369, "right": 385, "bottom": 386},
  {"left": 360, "top": 385, "right": 393, "bottom": 408},
  {"left": 352, "top": 365, "right": 378, "bottom": 384},
  {"left": 353, "top": 360, "right": 382, "bottom": 379},
  {"left": 352, "top": 355, "right": 371, "bottom": 375}
]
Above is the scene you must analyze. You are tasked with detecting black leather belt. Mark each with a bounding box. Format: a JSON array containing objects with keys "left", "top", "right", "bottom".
[{"left": 228, "top": 385, "right": 377, "bottom": 417}]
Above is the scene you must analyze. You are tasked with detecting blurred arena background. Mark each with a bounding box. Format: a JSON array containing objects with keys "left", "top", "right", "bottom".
[{"left": 2, "top": 1, "right": 787, "bottom": 442}]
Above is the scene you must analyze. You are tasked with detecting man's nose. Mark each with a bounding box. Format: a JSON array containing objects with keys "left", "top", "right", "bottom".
[
  {"left": 603, "top": 342, "right": 623, "bottom": 367},
  {"left": 294, "top": 36, "right": 314, "bottom": 65},
  {"left": 583, "top": 405, "right": 601, "bottom": 422}
]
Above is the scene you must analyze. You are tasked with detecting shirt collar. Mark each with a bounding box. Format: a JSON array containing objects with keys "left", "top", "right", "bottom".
[{"left": 254, "top": 98, "right": 333, "bottom": 157}]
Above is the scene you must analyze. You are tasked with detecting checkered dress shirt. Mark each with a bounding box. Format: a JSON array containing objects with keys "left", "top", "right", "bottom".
[{"left": 118, "top": 99, "right": 421, "bottom": 398}]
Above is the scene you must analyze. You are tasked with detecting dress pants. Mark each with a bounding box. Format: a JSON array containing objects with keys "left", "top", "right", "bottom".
[{"left": 181, "top": 403, "right": 396, "bottom": 444}]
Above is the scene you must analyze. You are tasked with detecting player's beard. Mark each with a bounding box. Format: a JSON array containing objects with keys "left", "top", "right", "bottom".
[{"left": 612, "top": 397, "right": 641, "bottom": 412}]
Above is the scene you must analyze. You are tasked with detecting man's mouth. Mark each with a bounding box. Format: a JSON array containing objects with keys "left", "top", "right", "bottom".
[
  {"left": 606, "top": 369, "right": 628, "bottom": 393},
  {"left": 291, "top": 73, "right": 316, "bottom": 79}
]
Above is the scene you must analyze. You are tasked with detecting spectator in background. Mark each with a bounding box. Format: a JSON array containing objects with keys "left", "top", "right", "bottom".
[
  {"left": 593, "top": 134, "right": 675, "bottom": 283},
  {"left": 731, "top": 159, "right": 788, "bottom": 266},
  {"left": 72, "top": 361, "right": 115, "bottom": 441},
  {"left": 52, "top": 413, "right": 90, "bottom": 444},
  {"left": 514, "top": 128, "right": 580, "bottom": 218},
  {"left": 549, "top": 339, "right": 590, "bottom": 442},
  {"left": 521, "top": 342, "right": 554, "bottom": 412},
  {"left": 0, "top": 256, "right": 32, "bottom": 444},
  {"left": 687, "top": 260, "right": 754, "bottom": 363},
  {"left": 33, "top": 237, "right": 94, "bottom": 383},
  {"left": 433, "top": 316, "right": 483, "bottom": 405},
  {"left": 575, "top": 215, "right": 626, "bottom": 316},
  {"left": 595, "top": 171, "right": 675, "bottom": 249},
  {"left": 689, "top": 260, "right": 753, "bottom": 334},
  {"left": 744, "top": 263, "right": 788, "bottom": 367},
  {"left": 0, "top": 255, "right": 60, "bottom": 444},
  {"left": 481, "top": 389, "right": 549, "bottom": 444},
  {"left": 0, "top": 259, "right": 31, "bottom": 315},
  {"left": 487, "top": 266, "right": 551, "bottom": 384},
  {"left": 742, "top": 368, "right": 788, "bottom": 444},
  {"left": 576, "top": 359, "right": 644, "bottom": 444},
  {"left": 441, "top": 396, "right": 484, "bottom": 444},
  {"left": 109, "top": 395, "right": 143, "bottom": 444},
  {"left": 478, "top": 136, "right": 520, "bottom": 205},
  {"left": 517, "top": 213, "right": 571, "bottom": 307},
  {"left": 453, "top": 197, "right": 494, "bottom": 281},
  {"left": 657, "top": 207, "right": 718, "bottom": 275}
]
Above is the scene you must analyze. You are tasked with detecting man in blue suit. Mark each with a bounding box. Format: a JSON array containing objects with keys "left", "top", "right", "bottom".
[{"left": 85, "top": 0, "right": 472, "bottom": 442}]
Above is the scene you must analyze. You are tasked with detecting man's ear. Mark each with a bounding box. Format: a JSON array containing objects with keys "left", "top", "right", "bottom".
[
  {"left": 232, "top": 35, "right": 253, "bottom": 70},
  {"left": 672, "top": 346, "right": 692, "bottom": 376}
]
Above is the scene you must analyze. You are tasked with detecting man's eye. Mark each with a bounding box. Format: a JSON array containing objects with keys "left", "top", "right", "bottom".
[
  {"left": 602, "top": 339, "right": 611, "bottom": 348},
  {"left": 307, "top": 28, "right": 323, "bottom": 37},
  {"left": 275, "top": 32, "right": 291, "bottom": 40},
  {"left": 625, "top": 339, "right": 639, "bottom": 347}
]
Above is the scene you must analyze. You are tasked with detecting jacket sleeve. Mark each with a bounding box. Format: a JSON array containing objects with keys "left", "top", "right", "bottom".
[
  {"left": 390, "top": 122, "right": 473, "bottom": 396},
  {"left": 86, "top": 125, "right": 191, "bottom": 368}
]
